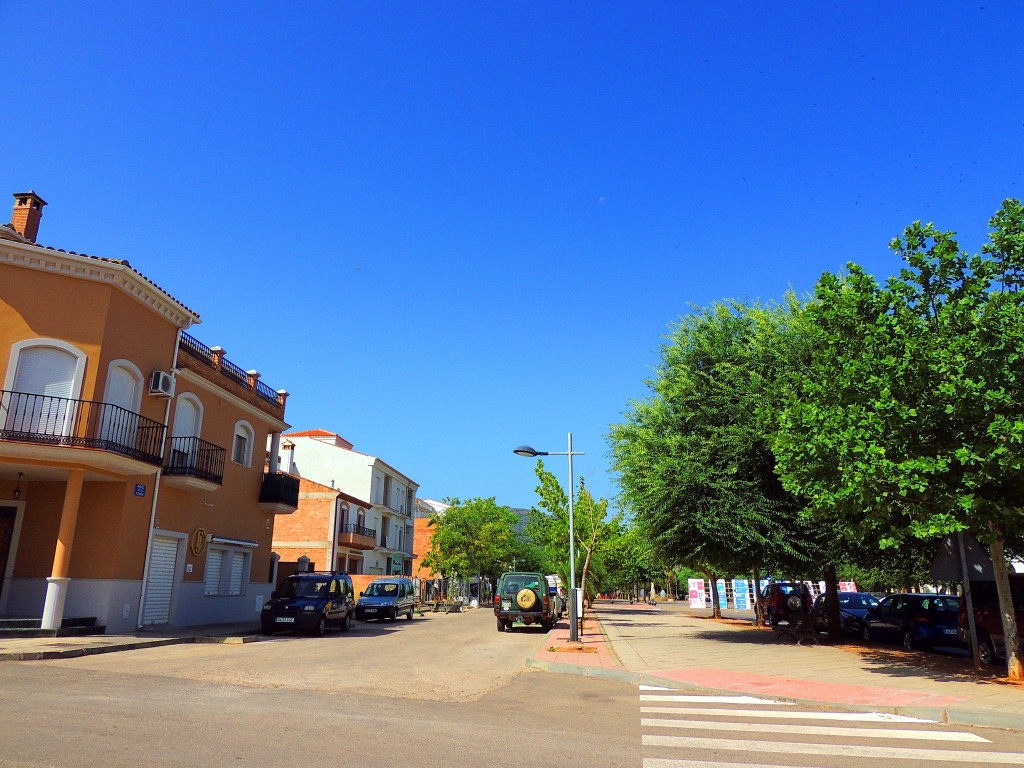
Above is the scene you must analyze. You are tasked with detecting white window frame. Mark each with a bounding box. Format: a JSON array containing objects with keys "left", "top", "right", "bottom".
[
  {"left": 204, "top": 545, "right": 252, "bottom": 597},
  {"left": 231, "top": 420, "right": 255, "bottom": 467},
  {"left": 102, "top": 359, "right": 144, "bottom": 413},
  {"left": 3, "top": 338, "right": 88, "bottom": 396}
]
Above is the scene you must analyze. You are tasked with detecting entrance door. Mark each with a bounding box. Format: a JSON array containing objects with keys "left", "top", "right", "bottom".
[
  {"left": 100, "top": 365, "right": 140, "bottom": 445},
  {"left": 142, "top": 536, "right": 178, "bottom": 625},
  {"left": 0, "top": 506, "right": 16, "bottom": 602}
]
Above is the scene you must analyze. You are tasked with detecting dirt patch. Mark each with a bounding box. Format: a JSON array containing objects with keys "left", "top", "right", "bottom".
[{"left": 548, "top": 645, "right": 598, "bottom": 654}]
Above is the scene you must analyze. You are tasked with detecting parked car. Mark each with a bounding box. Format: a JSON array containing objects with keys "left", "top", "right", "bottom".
[
  {"left": 546, "top": 575, "right": 565, "bottom": 618},
  {"left": 958, "top": 575, "right": 1024, "bottom": 666},
  {"left": 758, "top": 581, "right": 812, "bottom": 627},
  {"left": 494, "top": 571, "right": 557, "bottom": 632},
  {"left": 261, "top": 571, "right": 355, "bottom": 636},
  {"left": 811, "top": 591, "right": 879, "bottom": 635},
  {"left": 355, "top": 577, "right": 417, "bottom": 621},
  {"left": 861, "top": 593, "right": 964, "bottom": 651}
]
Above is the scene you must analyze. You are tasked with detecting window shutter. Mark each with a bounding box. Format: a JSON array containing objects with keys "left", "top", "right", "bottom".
[
  {"left": 228, "top": 552, "right": 245, "bottom": 595},
  {"left": 205, "top": 550, "right": 223, "bottom": 595}
]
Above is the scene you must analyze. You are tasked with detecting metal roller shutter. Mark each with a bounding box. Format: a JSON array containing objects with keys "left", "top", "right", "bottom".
[
  {"left": 228, "top": 552, "right": 245, "bottom": 596},
  {"left": 142, "top": 536, "right": 178, "bottom": 625},
  {"left": 205, "top": 550, "right": 223, "bottom": 595}
]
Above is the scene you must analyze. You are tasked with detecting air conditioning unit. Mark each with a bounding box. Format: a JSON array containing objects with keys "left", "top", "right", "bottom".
[{"left": 149, "top": 370, "right": 175, "bottom": 397}]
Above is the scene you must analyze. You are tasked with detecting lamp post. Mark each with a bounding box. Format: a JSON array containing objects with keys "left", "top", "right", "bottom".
[{"left": 514, "top": 433, "right": 584, "bottom": 642}]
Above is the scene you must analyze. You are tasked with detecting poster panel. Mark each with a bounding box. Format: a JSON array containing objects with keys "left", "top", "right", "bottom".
[
  {"left": 733, "top": 579, "right": 750, "bottom": 610},
  {"left": 715, "top": 578, "right": 728, "bottom": 609},
  {"left": 687, "top": 578, "right": 706, "bottom": 609}
]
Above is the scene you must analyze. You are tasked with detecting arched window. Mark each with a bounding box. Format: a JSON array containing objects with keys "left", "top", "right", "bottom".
[
  {"left": 169, "top": 394, "right": 204, "bottom": 470},
  {"left": 3, "top": 339, "right": 87, "bottom": 435},
  {"left": 100, "top": 359, "right": 144, "bottom": 444},
  {"left": 231, "top": 420, "right": 255, "bottom": 467}
]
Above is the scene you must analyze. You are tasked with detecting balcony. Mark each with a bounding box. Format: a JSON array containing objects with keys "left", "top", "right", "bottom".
[
  {"left": 0, "top": 389, "right": 164, "bottom": 471},
  {"left": 337, "top": 523, "right": 377, "bottom": 550},
  {"left": 258, "top": 471, "right": 299, "bottom": 514},
  {"left": 163, "top": 436, "right": 226, "bottom": 491}
]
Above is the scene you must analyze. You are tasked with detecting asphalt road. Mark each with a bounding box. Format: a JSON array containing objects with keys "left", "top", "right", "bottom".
[
  {"left": 0, "top": 608, "right": 1019, "bottom": 768},
  {"left": 0, "top": 609, "right": 641, "bottom": 767}
]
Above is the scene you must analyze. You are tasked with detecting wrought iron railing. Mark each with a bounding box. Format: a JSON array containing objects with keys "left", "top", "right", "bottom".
[
  {"left": 339, "top": 523, "right": 377, "bottom": 539},
  {"left": 179, "top": 332, "right": 282, "bottom": 406},
  {"left": 259, "top": 471, "right": 300, "bottom": 507},
  {"left": 254, "top": 379, "right": 278, "bottom": 405},
  {"left": 0, "top": 389, "right": 164, "bottom": 465},
  {"left": 164, "top": 436, "right": 226, "bottom": 484}
]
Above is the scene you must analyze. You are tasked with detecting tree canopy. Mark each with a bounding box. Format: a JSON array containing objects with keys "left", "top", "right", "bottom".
[{"left": 773, "top": 200, "right": 1024, "bottom": 678}]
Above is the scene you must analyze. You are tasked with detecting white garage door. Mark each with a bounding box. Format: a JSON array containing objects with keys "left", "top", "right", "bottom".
[{"left": 142, "top": 536, "right": 178, "bottom": 625}]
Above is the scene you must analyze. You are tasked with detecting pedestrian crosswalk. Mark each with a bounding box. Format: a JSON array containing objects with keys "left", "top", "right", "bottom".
[{"left": 637, "top": 684, "right": 1023, "bottom": 766}]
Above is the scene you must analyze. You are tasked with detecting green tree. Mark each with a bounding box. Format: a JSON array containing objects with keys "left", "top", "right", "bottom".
[
  {"left": 526, "top": 460, "right": 621, "bottom": 612},
  {"left": 774, "top": 200, "right": 1024, "bottom": 679},
  {"left": 609, "top": 300, "right": 821, "bottom": 619},
  {"left": 420, "top": 497, "right": 523, "bottom": 587}
]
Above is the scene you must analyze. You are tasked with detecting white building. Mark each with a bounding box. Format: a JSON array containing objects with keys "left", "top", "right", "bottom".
[{"left": 275, "top": 429, "right": 417, "bottom": 576}]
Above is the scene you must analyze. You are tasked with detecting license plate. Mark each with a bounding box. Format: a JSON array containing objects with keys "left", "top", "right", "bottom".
[
  {"left": 502, "top": 600, "right": 511, "bottom": 610},
  {"left": 364, "top": 608, "right": 377, "bottom": 613},
  {"left": 275, "top": 617, "right": 295, "bottom": 623},
  {"left": 944, "top": 628, "right": 957, "bottom": 635}
]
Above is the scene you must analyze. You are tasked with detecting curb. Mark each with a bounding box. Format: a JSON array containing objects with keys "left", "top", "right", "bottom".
[{"left": 0, "top": 637, "right": 193, "bottom": 661}]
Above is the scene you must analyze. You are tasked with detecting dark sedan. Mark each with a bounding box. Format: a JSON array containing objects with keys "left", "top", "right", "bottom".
[
  {"left": 812, "top": 591, "right": 879, "bottom": 635},
  {"left": 861, "top": 593, "right": 964, "bottom": 651}
]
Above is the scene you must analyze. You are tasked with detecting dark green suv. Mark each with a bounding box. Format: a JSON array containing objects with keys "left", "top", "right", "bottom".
[{"left": 494, "top": 571, "right": 557, "bottom": 632}]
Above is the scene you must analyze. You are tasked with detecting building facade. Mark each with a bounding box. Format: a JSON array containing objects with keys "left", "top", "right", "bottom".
[
  {"left": 275, "top": 430, "right": 417, "bottom": 581},
  {"left": 0, "top": 192, "right": 298, "bottom": 633}
]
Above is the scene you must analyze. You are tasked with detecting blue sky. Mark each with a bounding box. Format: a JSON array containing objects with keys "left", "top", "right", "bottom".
[{"left": 4, "top": 3, "right": 1022, "bottom": 511}]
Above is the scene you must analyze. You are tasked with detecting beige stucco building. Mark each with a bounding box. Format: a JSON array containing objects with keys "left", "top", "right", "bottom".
[{"left": 0, "top": 192, "right": 298, "bottom": 634}]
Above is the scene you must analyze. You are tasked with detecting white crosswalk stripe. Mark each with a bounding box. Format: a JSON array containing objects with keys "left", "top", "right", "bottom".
[{"left": 636, "top": 685, "right": 1021, "bottom": 767}]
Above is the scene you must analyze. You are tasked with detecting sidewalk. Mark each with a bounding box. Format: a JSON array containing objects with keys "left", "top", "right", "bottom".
[
  {"left": 527, "top": 601, "right": 1024, "bottom": 731},
  {"left": 0, "top": 622, "right": 261, "bottom": 661}
]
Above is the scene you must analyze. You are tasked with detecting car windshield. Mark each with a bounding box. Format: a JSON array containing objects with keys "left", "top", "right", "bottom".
[
  {"left": 364, "top": 582, "right": 399, "bottom": 597},
  {"left": 279, "top": 578, "right": 328, "bottom": 599},
  {"left": 839, "top": 594, "right": 878, "bottom": 609},
  {"left": 501, "top": 578, "right": 538, "bottom": 594}
]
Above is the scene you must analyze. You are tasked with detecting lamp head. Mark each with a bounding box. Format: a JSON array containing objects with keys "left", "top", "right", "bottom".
[{"left": 513, "top": 445, "right": 544, "bottom": 458}]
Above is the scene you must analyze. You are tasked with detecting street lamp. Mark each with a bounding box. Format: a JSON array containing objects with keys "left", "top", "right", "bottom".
[{"left": 514, "top": 433, "right": 584, "bottom": 642}]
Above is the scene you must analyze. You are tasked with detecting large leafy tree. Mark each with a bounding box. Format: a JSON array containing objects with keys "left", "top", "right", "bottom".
[
  {"left": 420, "top": 497, "right": 524, "bottom": 586},
  {"left": 609, "top": 300, "right": 821, "bottom": 618},
  {"left": 774, "top": 200, "right": 1024, "bottom": 679}
]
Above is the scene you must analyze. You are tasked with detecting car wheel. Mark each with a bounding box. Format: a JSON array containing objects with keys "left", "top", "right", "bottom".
[
  {"left": 261, "top": 626, "right": 273, "bottom": 636},
  {"left": 901, "top": 628, "right": 916, "bottom": 651},
  {"left": 977, "top": 633, "right": 997, "bottom": 666},
  {"left": 541, "top": 619, "right": 553, "bottom": 632},
  {"left": 386, "top": 609, "right": 396, "bottom": 622},
  {"left": 768, "top": 611, "right": 780, "bottom": 629},
  {"left": 314, "top": 614, "right": 327, "bottom": 637},
  {"left": 406, "top": 607, "right": 414, "bottom": 620},
  {"left": 861, "top": 624, "right": 872, "bottom": 642},
  {"left": 497, "top": 617, "right": 506, "bottom": 632},
  {"left": 340, "top": 612, "right": 352, "bottom": 632}
]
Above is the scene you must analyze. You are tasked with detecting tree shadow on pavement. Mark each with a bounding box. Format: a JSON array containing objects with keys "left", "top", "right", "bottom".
[{"left": 679, "top": 625, "right": 1009, "bottom": 685}]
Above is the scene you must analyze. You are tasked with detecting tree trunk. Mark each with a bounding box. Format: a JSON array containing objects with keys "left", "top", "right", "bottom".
[
  {"left": 824, "top": 564, "right": 842, "bottom": 642},
  {"left": 752, "top": 567, "right": 764, "bottom": 627},
  {"left": 580, "top": 546, "right": 594, "bottom": 617},
  {"left": 706, "top": 571, "right": 721, "bottom": 619},
  {"left": 989, "top": 524, "right": 1023, "bottom": 681}
]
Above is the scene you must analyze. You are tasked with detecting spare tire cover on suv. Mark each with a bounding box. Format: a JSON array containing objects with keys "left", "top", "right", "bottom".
[{"left": 517, "top": 588, "right": 537, "bottom": 610}]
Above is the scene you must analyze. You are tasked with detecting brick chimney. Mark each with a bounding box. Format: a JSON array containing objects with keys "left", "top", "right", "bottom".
[{"left": 11, "top": 191, "right": 47, "bottom": 242}]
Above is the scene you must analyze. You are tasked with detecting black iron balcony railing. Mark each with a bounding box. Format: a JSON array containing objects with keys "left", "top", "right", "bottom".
[
  {"left": 0, "top": 389, "right": 165, "bottom": 465},
  {"left": 164, "top": 436, "right": 226, "bottom": 484},
  {"left": 339, "top": 522, "right": 377, "bottom": 539},
  {"left": 259, "top": 471, "right": 300, "bottom": 507}
]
